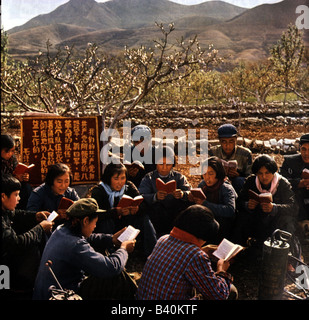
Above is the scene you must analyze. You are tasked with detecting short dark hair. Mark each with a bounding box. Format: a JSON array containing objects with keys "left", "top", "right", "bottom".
[
  {"left": 66, "top": 214, "right": 99, "bottom": 236},
  {"left": 1, "top": 174, "right": 21, "bottom": 197},
  {"left": 1, "top": 134, "right": 15, "bottom": 152},
  {"left": 45, "top": 163, "right": 72, "bottom": 186},
  {"left": 174, "top": 204, "right": 219, "bottom": 242},
  {"left": 201, "top": 156, "right": 226, "bottom": 181},
  {"left": 101, "top": 163, "right": 127, "bottom": 185},
  {"left": 251, "top": 154, "right": 278, "bottom": 174}
]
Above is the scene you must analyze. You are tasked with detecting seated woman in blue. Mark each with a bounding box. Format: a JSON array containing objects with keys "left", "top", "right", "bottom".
[
  {"left": 91, "top": 162, "right": 157, "bottom": 257},
  {"left": 27, "top": 163, "right": 79, "bottom": 219},
  {"left": 138, "top": 146, "right": 191, "bottom": 236},
  {"left": 188, "top": 156, "right": 237, "bottom": 243}
]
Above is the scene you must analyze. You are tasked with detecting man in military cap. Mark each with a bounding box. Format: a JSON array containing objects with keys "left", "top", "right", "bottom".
[{"left": 209, "top": 124, "right": 252, "bottom": 194}]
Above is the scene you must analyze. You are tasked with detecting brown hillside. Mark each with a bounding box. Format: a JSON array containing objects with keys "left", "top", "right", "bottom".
[{"left": 7, "top": 0, "right": 308, "bottom": 61}]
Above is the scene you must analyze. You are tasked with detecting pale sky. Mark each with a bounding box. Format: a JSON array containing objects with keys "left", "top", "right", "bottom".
[{"left": 1, "top": 0, "right": 284, "bottom": 31}]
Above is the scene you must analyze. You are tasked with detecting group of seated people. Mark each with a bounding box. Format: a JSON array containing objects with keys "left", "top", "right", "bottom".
[{"left": 1, "top": 125, "right": 309, "bottom": 300}]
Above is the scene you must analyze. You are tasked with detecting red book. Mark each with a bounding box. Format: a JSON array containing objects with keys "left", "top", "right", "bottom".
[
  {"left": 13, "top": 163, "right": 35, "bottom": 175},
  {"left": 117, "top": 195, "right": 144, "bottom": 208},
  {"left": 248, "top": 189, "right": 272, "bottom": 204},
  {"left": 301, "top": 169, "right": 309, "bottom": 179},
  {"left": 190, "top": 188, "right": 206, "bottom": 200},
  {"left": 58, "top": 197, "right": 74, "bottom": 211},
  {"left": 156, "top": 178, "right": 176, "bottom": 194}
]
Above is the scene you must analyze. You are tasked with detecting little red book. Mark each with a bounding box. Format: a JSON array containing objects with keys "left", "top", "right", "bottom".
[
  {"left": 156, "top": 178, "right": 176, "bottom": 194},
  {"left": 58, "top": 197, "right": 74, "bottom": 211},
  {"left": 190, "top": 188, "right": 206, "bottom": 200},
  {"left": 13, "top": 163, "right": 35, "bottom": 175},
  {"left": 248, "top": 189, "right": 272, "bottom": 203},
  {"left": 117, "top": 195, "right": 144, "bottom": 208}
]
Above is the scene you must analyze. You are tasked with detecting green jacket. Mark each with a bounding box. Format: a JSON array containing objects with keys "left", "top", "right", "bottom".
[{"left": 209, "top": 145, "right": 252, "bottom": 177}]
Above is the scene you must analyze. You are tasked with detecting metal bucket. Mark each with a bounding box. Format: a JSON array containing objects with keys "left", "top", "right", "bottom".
[{"left": 258, "top": 229, "right": 291, "bottom": 300}]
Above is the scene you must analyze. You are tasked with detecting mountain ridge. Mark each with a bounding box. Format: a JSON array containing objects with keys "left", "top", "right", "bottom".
[
  {"left": 7, "top": 0, "right": 308, "bottom": 62},
  {"left": 8, "top": 0, "right": 246, "bottom": 33}
]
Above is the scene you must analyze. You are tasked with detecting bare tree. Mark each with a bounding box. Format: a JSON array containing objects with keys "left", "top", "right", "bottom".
[{"left": 1, "top": 23, "right": 220, "bottom": 134}]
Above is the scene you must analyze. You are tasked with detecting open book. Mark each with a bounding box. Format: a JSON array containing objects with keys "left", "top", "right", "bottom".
[
  {"left": 117, "top": 194, "right": 144, "bottom": 208},
  {"left": 190, "top": 188, "right": 206, "bottom": 200},
  {"left": 117, "top": 225, "right": 140, "bottom": 242},
  {"left": 301, "top": 168, "right": 309, "bottom": 179},
  {"left": 58, "top": 197, "right": 74, "bottom": 211},
  {"left": 47, "top": 211, "right": 59, "bottom": 222},
  {"left": 213, "top": 238, "right": 244, "bottom": 261},
  {"left": 248, "top": 189, "right": 272, "bottom": 203},
  {"left": 221, "top": 160, "right": 238, "bottom": 169},
  {"left": 124, "top": 160, "right": 145, "bottom": 171},
  {"left": 13, "top": 163, "right": 35, "bottom": 175},
  {"left": 156, "top": 178, "right": 176, "bottom": 194}
]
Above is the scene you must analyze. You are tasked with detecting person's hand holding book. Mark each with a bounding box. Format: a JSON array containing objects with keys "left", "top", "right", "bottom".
[
  {"left": 120, "top": 240, "right": 135, "bottom": 253},
  {"left": 116, "top": 206, "right": 139, "bottom": 217},
  {"left": 172, "top": 189, "right": 184, "bottom": 199},
  {"left": 129, "top": 206, "right": 139, "bottom": 215},
  {"left": 156, "top": 190, "right": 167, "bottom": 201},
  {"left": 248, "top": 198, "right": 259, "bottom": 210},
  {"left": 192, "top": 197, "right": 204, "bottom": 205},
  {"left": 260, "top": 202, "right": 274, "bottom": 213},
  {"left": 298, "top": 179, "right": 309, "bottom": 190},
  {"left": 15, "top": 172, "right": 30, "bottom": 182},
  {"left": 116, "top": 207, "right": 130, "bottom": 217},
  {"left": 217, "top": 259, "right": 230, "bottom": 273},
  {"left": 57, "top": 209, "right": 68, "bottom": 220},
  {"left": 35, "top": 211, "right": 50, "bottom": 222},
  {"left": 112, "top": 227, "right": 137, "bottom": 253},
  {"left": 227, "top": 167, "right": 239, "bottom": 178},
  {"left": 202, "top": 244, "right": 218, "bottom": 257}
]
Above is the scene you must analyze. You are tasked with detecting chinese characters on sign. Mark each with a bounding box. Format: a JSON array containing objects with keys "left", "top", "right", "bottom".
[{"left": 21, "top": 117, "right": 101, "bottom": 185}]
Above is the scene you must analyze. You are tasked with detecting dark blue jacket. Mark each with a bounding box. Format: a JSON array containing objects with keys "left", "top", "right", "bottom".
[
  {"left": 198, "top": 180, "right": 237, "bottom": 218},
  {"left": 27, "top": 183, "right": 79, "bottom": 212},
  {"left": 138, "top": 169, "right": 191, "bottom": 207},
  {"left": 280, "top": 153, "right": 309, "bottom": 220},
  {"left": 280, "top": 153, "right": 309, "bottom": 190}
]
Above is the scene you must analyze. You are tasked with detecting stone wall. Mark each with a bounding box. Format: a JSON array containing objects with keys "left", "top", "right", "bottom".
[{"left": 2, "top": 101, "right": 307, "bottom": 156}]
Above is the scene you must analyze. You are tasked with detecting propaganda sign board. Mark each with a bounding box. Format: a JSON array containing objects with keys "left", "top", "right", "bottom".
[{"left": 21, "top": 117, "right": 101, "bottom": 185}]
